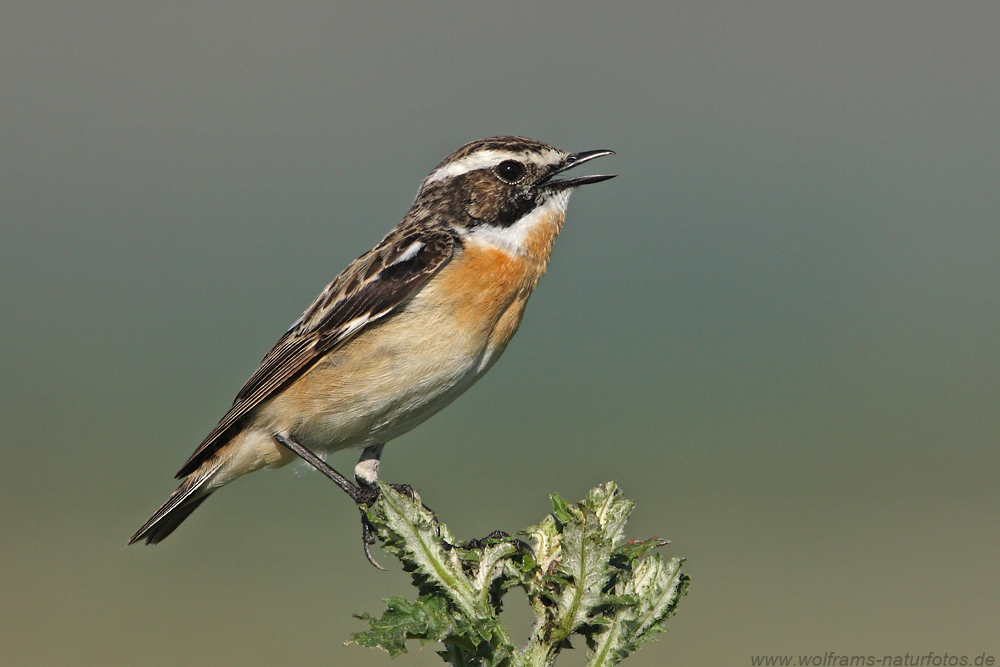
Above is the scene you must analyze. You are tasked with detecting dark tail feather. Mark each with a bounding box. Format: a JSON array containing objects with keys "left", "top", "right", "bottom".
[
  {"left": 129, "top": 493, "right": 211, "bottom": 545},
  {"left": 129, "top": 462, "right": 221, "bottom": 545}
]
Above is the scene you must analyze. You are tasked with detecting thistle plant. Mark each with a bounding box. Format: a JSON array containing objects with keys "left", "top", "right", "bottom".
[{"left": 351, "top": 482, "right": 688, "bottom": 667}]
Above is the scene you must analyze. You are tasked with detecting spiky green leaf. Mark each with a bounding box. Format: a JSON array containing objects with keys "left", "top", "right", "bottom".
[{"left": 353, "top": 481, "right": 687, "bottom": 667}]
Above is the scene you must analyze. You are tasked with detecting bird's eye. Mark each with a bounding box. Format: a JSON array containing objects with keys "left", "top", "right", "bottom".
[{"left": 495, "top": 160, "right": 526, "bottom": 184}]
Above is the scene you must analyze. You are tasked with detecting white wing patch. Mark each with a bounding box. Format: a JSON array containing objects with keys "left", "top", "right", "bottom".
[
  {"left": 425, "top": 148, "right": 564, "bottom": 184},
  {"left": 337, "top": 314, "right": 371, "bottom": 340},
  {"left": 388, "top": 240, "right": 424, "bottom": 266}
]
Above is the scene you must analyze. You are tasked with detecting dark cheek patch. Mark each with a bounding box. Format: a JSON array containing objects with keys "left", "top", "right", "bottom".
[
  {"left": 494, "top": 192, "right": 538, "bottom": 227},
  {"left": 461, "top": 173, "right": 539, "bottom": 228},
  {"left": 462, "top": 173, "right": 502, "bottom": 221}
]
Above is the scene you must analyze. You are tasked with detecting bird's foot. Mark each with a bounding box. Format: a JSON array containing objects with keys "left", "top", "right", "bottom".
[
  {"left": 443, "top": 530, "right": 534, "bottom": 556},
  {"left": 358, "top": 509, "right": 385, "bottom": 570},
  {"left": 354, "top": 479, "right": 419, "bottom": 508},
  {"left": 354, "top": 480, "right": 425, "bottom": 569},
  {"left": 353, "top": 478, "right": 383, "bottom": 569},
  {"left": 354, "top": 479, "right": 380, "bottom": 508},
  {"left": 388, "top": 483, "right": 416, "bottom": 499}
]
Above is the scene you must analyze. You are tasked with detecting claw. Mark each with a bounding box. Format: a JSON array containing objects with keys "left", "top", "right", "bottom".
[
  {"left": 509, "top": 538, "right": 535, "bottom": 556},
  {"left": 459, "top": 530, "right": 509, "bottom": 550},
  {"left": 442, "top": 530, "right": 534, "bottom": 556},
  {"left": 360, "top": 509, "right": 385, "bottom": 571},
  {"left": 388, "top": 483, "right": 416, "bottom": 499},
  {"left": 355, "top": 483, "right": 386, "bottom": 569}
]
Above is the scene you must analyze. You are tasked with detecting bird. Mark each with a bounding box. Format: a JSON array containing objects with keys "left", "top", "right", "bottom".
[{"left": 129, "top": 136, "right": 615, "bottom": 559}]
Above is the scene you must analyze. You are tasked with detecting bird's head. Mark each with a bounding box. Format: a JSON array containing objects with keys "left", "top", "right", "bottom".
[{"left": 408, "top": 136, "right": 615, "bottom": 255}]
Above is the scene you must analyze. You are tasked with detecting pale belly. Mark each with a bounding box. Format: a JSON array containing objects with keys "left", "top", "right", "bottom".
[
  {"left": 253, "top": 249, "right": 534, "bottom": 454},
  {"left": 287, "top": 327, "right": 496, "bottom": 453}
]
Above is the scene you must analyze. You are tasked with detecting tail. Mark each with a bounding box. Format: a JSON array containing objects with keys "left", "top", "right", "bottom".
[{"left": 128, "top": 459, "right": 224, "bottom": 545}]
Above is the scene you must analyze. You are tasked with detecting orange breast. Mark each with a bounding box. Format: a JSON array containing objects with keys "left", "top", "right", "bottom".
[
  {"left": 435, "top": 243, "right": 532, "bottom": 338},
  {"left": 434, "top": 207, "right": 566, "bottom": 344}
]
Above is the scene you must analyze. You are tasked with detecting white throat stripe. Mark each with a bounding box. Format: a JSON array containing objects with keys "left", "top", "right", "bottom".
[{"left": 464, "top": 190, "right": 571, "bottom": 255}]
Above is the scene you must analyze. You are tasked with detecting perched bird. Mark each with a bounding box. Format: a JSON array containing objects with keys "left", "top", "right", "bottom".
[{"left": 129, "top": 136, "right": 615, "bottom": 557}]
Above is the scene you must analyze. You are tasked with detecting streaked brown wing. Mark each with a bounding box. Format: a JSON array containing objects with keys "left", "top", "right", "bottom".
[{"left": 175, "top": 229, "right": 457, "bottom": 478}]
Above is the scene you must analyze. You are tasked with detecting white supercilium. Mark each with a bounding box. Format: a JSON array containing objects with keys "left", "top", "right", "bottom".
[{"left": 424, "top": 149, "right": 564, "bottom": 184}]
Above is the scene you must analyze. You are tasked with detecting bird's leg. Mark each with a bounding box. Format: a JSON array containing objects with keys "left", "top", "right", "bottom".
[
  {"left": 273, "top": 434, "right": 386, "bottom": 569},
  {"left": 276, "top": 435, "right": 530, "bottom": 565},
  {"left": 355, "top": 444, "right": 419, "bottom": 504},
  {"left": 353, "top": 445, "right": 389, "bottom": 569},
  {"left": 273, "top": 433, "right": 362, "bottom": 501},
  {"left": 353, "top": 444, "right": 384, "bottom": 506}
]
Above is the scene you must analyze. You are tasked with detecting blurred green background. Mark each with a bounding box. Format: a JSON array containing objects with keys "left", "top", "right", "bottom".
[{"left": 1, "top": 2, "right": 997, "bottom": 665}]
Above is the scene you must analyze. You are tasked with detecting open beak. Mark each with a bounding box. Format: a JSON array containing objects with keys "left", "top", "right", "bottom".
[{"left": 538, "top": 149, "right": 617, "bottom": 189}]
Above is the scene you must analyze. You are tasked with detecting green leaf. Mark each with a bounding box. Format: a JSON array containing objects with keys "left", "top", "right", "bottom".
[
  {"left": 614, "top": 537, "right": 669, "bottom": 564},
  {"left": 584, "top": 555, "right": 689, "bottom": 667},
  {"left": 546, "top": 483, "right": 634, "bottom": 643},
  {"left": 351, "top": 596, "right": 458, "bottom": 658},
  {"left": 549, "top": 493, "right": 573, "bottom": 524},
  {"left": 353, "top": 482, "right": 688, "bottom": 667}
]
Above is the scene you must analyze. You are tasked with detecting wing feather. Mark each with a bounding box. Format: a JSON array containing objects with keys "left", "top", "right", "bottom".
[{"left": 175, "top": 229, "right": 457, "bottom": 478}]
